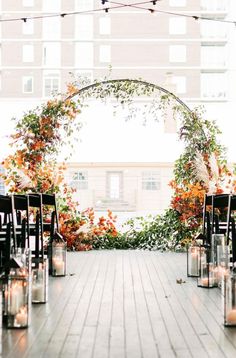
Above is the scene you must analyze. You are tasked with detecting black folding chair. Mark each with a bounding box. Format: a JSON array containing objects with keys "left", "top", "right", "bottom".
[{"left": 0, "top": 195, "right": 16, "bottom": 271}]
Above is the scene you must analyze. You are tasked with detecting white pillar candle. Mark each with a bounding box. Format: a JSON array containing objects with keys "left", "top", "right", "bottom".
[
  {"left": 32, "top": 283, "right": 45, "bottom": 302},
  {"left": 9, "top": 283, "right": 23, "bottom": 315},
  {"left": 190, "top": 251, "right": 199, "bottom": 275},
  {"left": 52, "top": 258, "right": 65, "bottom": 275},
  {"left": 15, "top": 307, "right": 28, "bottom": 326}
]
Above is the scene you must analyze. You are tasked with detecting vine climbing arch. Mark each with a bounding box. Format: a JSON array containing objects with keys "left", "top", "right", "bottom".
[{"left": 1, "top": 77, "right": 228, "bottom": 251}]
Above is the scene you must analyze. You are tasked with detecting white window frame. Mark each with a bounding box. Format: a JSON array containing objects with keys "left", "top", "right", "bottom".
[
  {"left": 43, "top": 71, "right": 60, "bottom": 97},
  {"left": 42, "top": 17, "right": 61, "bottom": 40},
  {"left": 75, "top": 15, "right": 93, "bottom": 40},
  {"left": 22, "top": 19, "right": 34, "bottom": 35},
  {"left": 75, "top": 70, "right": 93, "bottom": 86},
  {"left": 200, "top": 20, "right": 227, "bottom": 39},
  {"left": 43, "top": 42, "right": 61, "bottom": 67},
  {"left": 201, "top": 72, "right": 227, "bottom": 99},
  {"left": 99, "top": 45, "right": 111, "bottom": 63},
  {"left": 22, "top": 44, "right": 34, "bottom": 62},
  {"left": 169, "top": 45, "right": 186, "bottom": 63},
  {"left": 201, "top": 45, "right": 226, "bottom": 67},
  {"left": 70, "top": 171, "right": 88, "bottom": 190},
  {"left": 99, "top": 17, "right": 111, "bottom": 35},
  {"left": 172, "top": 76, "right": 186, "bottom": 94},
  {"left": 107, "top": 172, "right": 123, "bottom": 200},
  {"left": 169, "top": 17, "right": 186, "bottom": 35},
  {"left": 75, "top": 42, "right": 94, "bottom": 68},
  {"left": 142, "top": 171, "right": 161, "bottom": 191},
  {"left": 22, "top": 76, "right": 33, "bottom": 93}
]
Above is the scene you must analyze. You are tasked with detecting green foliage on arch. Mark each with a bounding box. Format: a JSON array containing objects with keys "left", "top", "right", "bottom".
[{"left": 1, "top": 77, "right": 231, "bottom": 251}]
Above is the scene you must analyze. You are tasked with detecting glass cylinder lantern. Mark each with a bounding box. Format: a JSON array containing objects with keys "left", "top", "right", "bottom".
[
  {"left": 31, "top": 258, "right": 48, "bottom": 303},
  {"left": 187, "top": 244, "right": 200, "bottom": 277},
  {"left": 216, "top": 244, "right": 230, "bottom": 289},
  {"left": 224, "top": 265, "right": 236, "bottom": 326},
  {"left": 197, "top": 245, "right": 218, "bottom": 288},
  {"left": 211, "top": 234, "right": 226, "bottom": 265},
  {"left": 5, "top": 258, "right": 30, "bottom": 328},
  {"left": 51, "top": 232, "right": 66, "bottom": 277}
]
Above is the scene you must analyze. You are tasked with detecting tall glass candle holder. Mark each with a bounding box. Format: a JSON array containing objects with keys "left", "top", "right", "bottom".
[
  {"left": 224, "top": 265, "right": 236, "bottom": 326},
  {"left": 216, "top": 245, "right": 230, "bottom": 288},
  {"left": 211, "top": 234, "right": 226, "bottom": 265},
  {"left": 32, "top": 258, "right": 48, "bottom": 303},
  {"left": 197, "top": 245, "right": 218, "bottom": 288},
  {"left": 5, "top": 259, "right": 30, "bottom": 328},
  {"left": 187, "top": 244, "right": 200, "bottom": 277},
  {"left": 50, "top": 232, "right": 66, "bottom": 277}
]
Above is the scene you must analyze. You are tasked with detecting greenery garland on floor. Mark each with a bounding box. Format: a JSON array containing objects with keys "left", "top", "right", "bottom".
[{"left": 1, "top": 77, "right": 234, "bottom": 251}]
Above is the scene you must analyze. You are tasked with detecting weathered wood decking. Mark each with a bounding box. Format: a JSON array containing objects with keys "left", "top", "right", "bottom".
[{"left": 2, "top": 250, "right": 236, "bottom": 358}]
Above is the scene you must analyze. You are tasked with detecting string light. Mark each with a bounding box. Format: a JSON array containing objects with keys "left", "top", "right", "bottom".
[{"left": 0, "top": 1, "right": 234, "bottom": 26}]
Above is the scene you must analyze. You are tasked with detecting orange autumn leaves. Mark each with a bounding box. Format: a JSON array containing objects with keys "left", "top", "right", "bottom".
[
  {"left": 59, "top": 208, "right": 118, "bottom": 251},
  {"left": 170, "top": 180, "right": 205, "bottom": 228},
  {"left": 1, "top": 85, "right": 81, "bottom": 193}
]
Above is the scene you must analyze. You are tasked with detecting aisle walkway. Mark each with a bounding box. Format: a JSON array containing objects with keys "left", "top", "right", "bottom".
[{"left": 3, "top": 250, "right": 236, "bottom": 358}]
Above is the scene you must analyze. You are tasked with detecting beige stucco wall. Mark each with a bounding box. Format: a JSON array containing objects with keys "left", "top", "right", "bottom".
[{"left": 65, "top": 162, "right": 175, "bottom": 214}]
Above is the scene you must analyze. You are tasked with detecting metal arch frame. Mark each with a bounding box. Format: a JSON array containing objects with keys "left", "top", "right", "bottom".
[{"left": 66, "top": 78, "right": 192, "bottom": 114}]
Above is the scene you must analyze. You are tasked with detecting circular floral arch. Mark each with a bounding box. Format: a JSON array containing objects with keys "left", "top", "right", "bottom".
[{"left": 1, "top": 77, "right": 229, "bottom": 251}]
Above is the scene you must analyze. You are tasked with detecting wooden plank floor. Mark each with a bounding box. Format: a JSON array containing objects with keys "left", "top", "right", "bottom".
[{"left": 2, "top": 250, "right": 236, "bottom": 358}]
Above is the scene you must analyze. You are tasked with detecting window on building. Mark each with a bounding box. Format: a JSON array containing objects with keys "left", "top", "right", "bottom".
[
  {"left": 75, "top": 15, "right": 93, "bottom": 40},
  {"left": 43, "top": 71, "right": 60, "bottom": 97},
  {"left": 99, "top": 45, "right": 111, "bottom": 62},
  {"left": 201, "top": 73, "right": 227, "bottom": 98},
  {"left": 75, "top": 70, "right": 93, "bottom": 86},
  {"left": 169, "top": 0, "right": 186, "bottom": 6},
  {"left": 75, "top": 0, "right": 93, "bottom": 11},
  {"left": 0, "top": 166, "right": 5, "bottom": 194},
  {"left": 42, "top": 0, "right": 61, "bottom": 12},
  {"left": 23, "top": 76, "right": 33, "bottom": 93},
  {"left": 99, "top": 17, "right": 111, "bottom": 35},
  {"left": 169, "top": 17, "right": 186, "bottom": 35},
  {"left": 169, "top": 45, "right": 186, "bottom": 62},
  {"left": 43, "top": 17, "right": 60, "bottom": 39},
  {"left": 201, "top": 0, "right": 227, "bottom": 11},
  {"left": 201, "top": 19, "right": 227, "bottom": 39},
  {"left": 201, "top": 45, "right": 226, "bottom": 67},
  {"left": 107, "top": 172, "right": 122, "bottom": 200},
  {"left": 43, "top": 42, "right": 61, "bottom": 67},
  {"left": 23, "top": 0, "right": 34, "bottom": 6},
  {"left": 70, "top": 171, "right": 88, "bottom": 190},
  {"left": 75, "top": 42, "right": 93, "bottom": 68},
  {"left": 22, "top": 19, "right": 34, "bottom": 35},
  {"left": 172, "top": 76, "right": 186, "bottom": 93},
  {"left": 23, "top": 44, "right": 34, "bottom": 62},
  {"left": 142, "top": 171, "right": 161, "bottom": 191}
]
